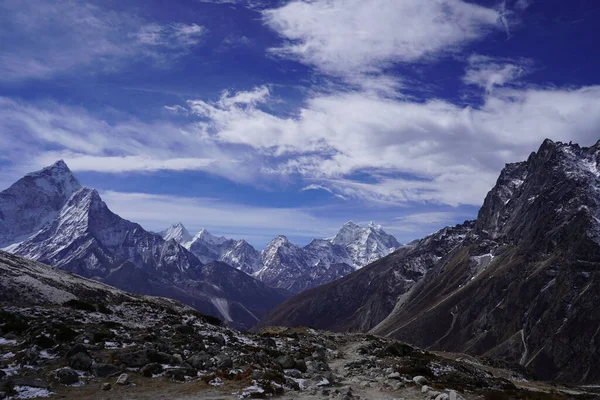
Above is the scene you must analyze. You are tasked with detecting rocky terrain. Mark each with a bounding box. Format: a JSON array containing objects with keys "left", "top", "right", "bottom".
[
  {"left": 257, "top": 139, "right": 600, "bottom": 385},
  {"left": 1, "top": 251, "right": 597, "bottom": 400}
]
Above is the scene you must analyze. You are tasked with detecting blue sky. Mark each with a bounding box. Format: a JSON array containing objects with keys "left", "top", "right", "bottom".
[{"left": 1, "top": 0, "right": 599, "bottom": 248}]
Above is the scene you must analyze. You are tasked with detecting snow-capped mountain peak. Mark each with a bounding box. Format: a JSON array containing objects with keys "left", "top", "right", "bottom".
[
  {"left": 330, "top": 221, "right": 401, "bottom": 268},
  {"left": 161, "top": 222, "right": 193, "bottom": 244},
  {"left": 193, "top": 228, "right": 228, "bottom": 246},
  {"left": 0, "top": 159, "right": 82, "bottom": 248}
]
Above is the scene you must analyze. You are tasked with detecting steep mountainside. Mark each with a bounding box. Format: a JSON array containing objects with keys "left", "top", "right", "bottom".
[
  {"left": 4, "top": 165, "right": 287, "bottom": 330},
  {"left": 372, "top": 139, "right": 600, "bottom": 384},
  {"left": 258, "top": 139, "right": 600, "bottom": 384},
  {"left": 256, "top": 222, "right": 472, "bottom": 332},
  {"left": 0, "top": 160, "right": 81, "bottom": 249}
]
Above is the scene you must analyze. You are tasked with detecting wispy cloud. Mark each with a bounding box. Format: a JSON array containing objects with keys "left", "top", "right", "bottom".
[
  {"left": 464, "top": 54, "right": 533, "bottom": 93},
  {"left": 100, "top": 190, "right": 344, "bottom": 246},
  {"left": 0, "top": 0, "right": 206, "bottom": 81}
]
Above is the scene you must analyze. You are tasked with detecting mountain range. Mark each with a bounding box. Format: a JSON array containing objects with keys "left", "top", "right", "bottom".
[
  {"left": 0, "top": 161, "right": 287, "bottom": 330},
  {"left": 160, "top": 220, "right": 400, "bottom": 293},
  {"left": 257, "top": 139, "right": 600, "bottom": 384},
  {"left": 0, "top": 160, "right": 400, "bottom": 328}
]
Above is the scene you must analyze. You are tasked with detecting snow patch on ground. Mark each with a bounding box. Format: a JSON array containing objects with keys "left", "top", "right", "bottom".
[{"left": 13, "top": 386, "right": 53, "bottom": 399}]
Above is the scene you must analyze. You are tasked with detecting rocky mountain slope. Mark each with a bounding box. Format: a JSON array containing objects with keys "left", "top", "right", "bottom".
[
  {"left": 257, "top": 139, "right": 600, "bottom": 385},
  {"left": 1, "top": 164, "right": 287, "bottom": 330},
  {"left": 255, "top": 222, "right": 473, "bottom": 332},
  {"left": 0, "top": 160, "right": 81, "bottom": 249},
  {"left": 2, "top": 251, "right": 594, "bottom": 400},
  {"left": 168, "top": 221, "right": 401, "bottom": 293}
]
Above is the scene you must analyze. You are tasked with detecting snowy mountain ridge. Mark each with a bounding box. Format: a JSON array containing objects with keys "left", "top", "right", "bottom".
[{"left": 163, "top": 220, "right": 401, "bottom": 293}]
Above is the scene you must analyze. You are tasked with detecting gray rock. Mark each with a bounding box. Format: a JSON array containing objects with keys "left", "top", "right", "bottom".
[
  {"left": 116, "top": 373, "right": 129, "bottom": 385},
  {"left": 101, "top": 383, "right": 111, "bottom": 391},
  {"left": 215, "top": 354, "right": 232, "bottom": 369},
  {"left": 66, "top": 344, "right": 88, "bottom": 358},
  {"left": 422, "top": 385, "right": 432, "bottom": 393},
  {"left": 449, "top": 390, "right": 458, "bottom": 400},
  {"left": 295, "top": 359, "right": 307, "bottom": 372},
  {"left": 187, "top": 352, "right": 213, "bottom": 369},
  {"left": 91, "top": 363, "right": 119, "bottom": 378},
  {"left": 171, "top": 354, "right": 183, "bottom": 364},
  {"left": 413, "top": 375, "right": 428, "bottom": 385},
  {"left": 140, "top": 363, "right": 163, "bottom": 377},
  {"left": 69, "top": 352, "right": 93, "bottom": 370},
  {"left": 435, "top": 394, "right": 449, "bottom": 400},
  {"left": 174, "top": 324, "right": 194, "bottom": 335},
  {"left": 388, "top": 372, "right": 401, "bottom": 380},
  {"left": 56, "top": 368, "right": 79, "bottom": 385},
  {"left": 276, "top": 355, "right": 296, "bottom": 369},
  {"left": 118, "top": 350, "right": 148, "bottom": 367},
  {"left": 312, "top": 349, "right": 326, "bottom": 361}
]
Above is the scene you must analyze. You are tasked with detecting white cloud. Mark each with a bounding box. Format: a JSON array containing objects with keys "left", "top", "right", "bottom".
[
  {"left": 0, "top": 0, "right": 206, "bottom": 81},
  {"left": 464, "top": 54, "right": 532, "bottom": 93},
  {"left": 263, "top": 0, "right": 500, "bottom": 76},
  {"left": 182, "top": 84, "right": 600, "bottom": 206},
  {"left": 0, "top": 97, "right": 256, "bottom": 183},
  {"left": 134, "top": 23, "right": 206, "bottom": 48}
]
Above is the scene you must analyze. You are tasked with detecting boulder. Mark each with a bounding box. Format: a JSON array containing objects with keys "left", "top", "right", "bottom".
[
  {"left": 140, "top": 363, "right": 163, "bottom": 377},
  {"left": 174, "top": 325, "right": 194, "bottom": 335},
  {"left": 414, "top": 375, "right": 428, "bottom": 385},
  {"left": 187, "top": 352, "right": 213, "bottom": 370},
  {"left": 295, "top": 359, "right": 307, "bottom": 372},
  {"left": 66, "top": 344, "right": 89, "bottom": 358},
  {"left": 69, "top": 352, "right": 93, "bottom": 370},
  {"left": 56, "top": 368, "right": 79, "bottom": 385},
  {"left": 118, "top": 350, "right": 148, "bottom": 367},
  {"left": 388, "top": 372, "right": 401, "bottom": 380},
  {"left": 215, "top": 354, "right": 232, "bottom": 370},
  {"left": 91, "top": 363, "right": 120, "bottom": 378},
  {"left": 276, "top": 355, "right": 296, "bottom": 369}
]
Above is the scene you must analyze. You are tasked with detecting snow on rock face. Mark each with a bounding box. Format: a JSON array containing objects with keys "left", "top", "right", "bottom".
[
  {"left": 0, "top": 160, "right": 81, "bottom": 248},
  {"left": 330, "top": 221, "right": 401, "bottom": 268},
  {"left": 186, "top": 228, "right": 260, "bottom": 274},
  {"left": 13, "top": 187, "right": 203, "bottom": 278},
  {"left": 252, "top": 223, "right": 400, "bottom": 293},
  {"left": 160, "top": 222, "right": 193, "bottom": 244},
  {"left": 476, "top": 139, "right": 600, "bottom": 245}
]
